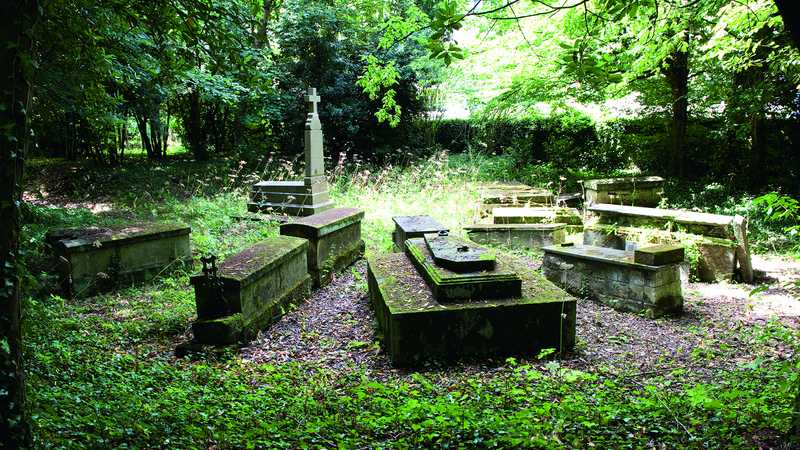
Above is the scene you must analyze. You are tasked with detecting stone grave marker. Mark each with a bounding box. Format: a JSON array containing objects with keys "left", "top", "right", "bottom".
[
  {"left": 391, "top": 215, "right": 448, "bottom": 252},
  {"left": 581, "top": 176, "right": 664, "bottom": 207},
  {"left": 463, "top": 223, "right": 566, "bottom": 250},
  {"left": 248, "top": 87, "right": 334, "bottom": 216},
  {"left": 46, "top": 223, "right": 191, "bottom": 298}
]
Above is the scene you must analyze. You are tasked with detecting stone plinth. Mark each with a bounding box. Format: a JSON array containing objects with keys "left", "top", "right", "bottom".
[
  {"left": 46, "top": 223, "right": 192, "bottom": 298},
  {"left": 392, "top": 215, "right": 448, "bottom": 252},
  {"left": 405, "top": 238, "right": 521, "bottom": 302},
  {"left": 248, "top": 179, "right": 334, "bottom": 217},
  {"left": 464, "top": 223, "right": 566, "bottom": 250},
  {"left": 542, "top": 244, "right": 683, "bottom": 318},
  {"left": 368, "top": 251, "right": 576, "bottom": 366},
  {"left": 581, "top": 176, "right": 664, "bottom": 206},
  {"left": 190, "top": 237, "right": 312, "bottom": 344},
  {"left": 492, "top": 207, "right": 582, "bottom": 226},
  {"left": 280, "top": 207, "right": 365, "bottom": 287}
]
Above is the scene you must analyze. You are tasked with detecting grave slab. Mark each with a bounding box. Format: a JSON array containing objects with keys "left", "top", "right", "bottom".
[
  {"left": 190, "top": 236, "right": 312, "bottom": 344},
  {"left": 47, "top": 223, "right": 192, "bottom": 298},
  {"left": 405, "top": 237, "right": 520, "bottom": 301},
  {"left": 280, "top": 207, "right": 366, "bottom": 287},
  {"left": 368, "top": 250, "right": 576, "bottom": 366},
  {"left": 542, "top": 244, "right": 683, "bottom": 318},
  {"left": 581, "top": 176, "right": 664, "bottom": 206},
  {"left": 392, "top": 215, "right": 448, "bottom": 252},
  {"left": 492, "top": 207, "right": 583, "bottom": 226},
  {"left": 464, "top": 223, "right": 566, "bottom": 250},
  {"left": 424, "top": 231, "right": 495, "bottom": 272}
]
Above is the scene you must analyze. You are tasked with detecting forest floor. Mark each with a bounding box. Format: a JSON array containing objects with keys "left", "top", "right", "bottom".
[{"left": 19, "top": 153, "right": 800, "bottom": 448}]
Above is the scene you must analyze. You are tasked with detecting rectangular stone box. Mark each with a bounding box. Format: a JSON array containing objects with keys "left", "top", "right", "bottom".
[
  {"left": 47, "top": 223, "right": 192, "bottom": 298},
  {"left": 582, "top": 224, "right": 737, "bottom": 282},
  {"left": 405, "top": 238, "right": 521, "bottom": 301},
  {"left": 368, "top": 251, "right": 576, "bottom": 366},
  {"left": 392, "top": 215, "right": 448, "bottom": 252},
  {"left": 587, "top": 203, "right": 735, "bottom": 239},
  {"left": 280, "top": 207, "right": 365, "bottom": 287},
  {"left": 581, "top": 176, "right": 664, "bottom": 207},
  {"left": 464, "top": 223, "right": 566, "bottom": 250},
  {"left": 493, "top": 207, "right": 582, "bottom": 226},
  {"left": 634, "top": 245, "right": 685, "bottom": 266},
  {"left": 542, "top": 244, "right": 683, "bottom": 318},
  {"left": 477, "top": 182, "right": 554, "bottom": 216},
  {"left": 190, "top": 236, "right": 312, "bottom": 344}
]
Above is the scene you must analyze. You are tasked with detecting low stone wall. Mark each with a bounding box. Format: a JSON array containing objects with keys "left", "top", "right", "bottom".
[
  {"left": 46, "top": 223, "right": 192, "bottom": 298},
  {"left": 280, "top": 207, "right": 365, "bottom": 287},
  {"left": 191, "top": 236, "right": 312, "bottom": 344},
  {"left": 464, "top": 223, "right": 566, "bottom": 250},
  {"left": 542, "top": 244, "right": 683, "bottom": 318},
  {"left": 583, "top": 225, "right": 736, "bottom": 282}
]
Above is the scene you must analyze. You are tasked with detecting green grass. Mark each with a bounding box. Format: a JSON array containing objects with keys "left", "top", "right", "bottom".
[{"left": 21, "top": 151, "right": 800, "bottom": 448}]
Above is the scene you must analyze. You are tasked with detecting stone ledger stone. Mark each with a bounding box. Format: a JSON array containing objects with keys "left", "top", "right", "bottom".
[
  {"left": 280, "top": 207, "right": 366, "bottom": 287},
  {"left": 581, "top": 176, "right": 664, "bottom": 207},
  {"left": 405, "top": 238, "right": 522, "bottom": 301},
  {"left": 392, "top": 215, "right": 448, "bottom": 252},
  {"left": 46, "top": 223, "right": 192, "bottom": 298},
  {"left": 542, "top": 244, "right": 683, "bottom": 318},
  {"left": 464, "top": 223, "right": 566, "bottom": 250},
  {"left": 368, "top": 250, "right": 576, "bottom": 366},
  {"left": 477, "top": 182, "right": 554, "bottom": 217},
  {"left": 191, "top": 236, "right": 312, "bottom": 344},
  {"left": 492, "top": 207, "right": 583, "bottom": 226}
]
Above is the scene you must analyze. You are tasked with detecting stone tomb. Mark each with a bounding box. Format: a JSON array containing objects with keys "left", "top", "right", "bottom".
[
  {"left": 477, "top": 181, "right": 554, "bottom": 217},
  {"left": 581, "top": 176, "right": 664, "bottom": 207},
  {"left": 280, "top": 207, "right": 365, "bottom": 287},
  {"left": 492, "top": 207, "right": 583, "bottom": 226},
  {"left": 391, "top": 215, "right": 448, "bottom": 252},
  {"left": 46, "top": 223, "right": 191, "bottom": 297},
  {"left": 542, "top": 244, "right": 683, "bottom": 318},
  {"left": 368, "top": 233, "right": 576, "bottom": 365},
  {"left": 585, "top": 203, "right": 752, "bottom": 283},
  {"left": 464, "top": 223, "right": 566, "bottom": 250},
  {"left": 248, "top": 87, "right": 334, "bottom": 216},
  {"left": 191, "top": 236, "right": 312, "bottom": 344}
]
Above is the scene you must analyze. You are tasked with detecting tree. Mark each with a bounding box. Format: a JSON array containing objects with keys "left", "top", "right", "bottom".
[{"left": 1, "top": 0, "right": 38, "bottom": 447}]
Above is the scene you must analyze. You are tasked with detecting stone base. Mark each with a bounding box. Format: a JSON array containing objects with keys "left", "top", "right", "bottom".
[
  {"left": 542, "top": 244, "right": 683, "bottom": 318},
  {"left": 248, "top": 180, "right": 334, "bottom": 217},
  {"left": 46, "top": 223, "right": 192, "bottom": 298},
  {"left": 190, "top": 236, "right": 311, "bottom": 344},
  {"left": 368, "top": 251, "right": 576, "bottom": 366},
  {"left": 464, "top": 223, "right": 566, "bottom": 250},
  {"left": 582, "top": 176, "right": 664, "bottom": 207},
  {"left": 280, "top": 207, "right": 366, "bottom": 287}
]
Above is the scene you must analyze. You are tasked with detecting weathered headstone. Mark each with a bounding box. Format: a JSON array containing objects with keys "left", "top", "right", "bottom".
[
  {"left": 542, "top": 243, "right": 683, "bottom": 318},
  {"left": 391, "top": 215, "right": 448, "bottom": 252},
  {"left": 190, "top": 236, "right": 312, "bottom": 344},
  {"left": 46, "top": 223, "right": 192, "bottom": 297},
  {"left": 368, "top": 233, "right": 576, "bottom": 366},
  {"left": 279, "top": 207, "right": 365, "bottom": 287},
  {"left": 248, "top": 87, "right": 334, "bottom": 216}
]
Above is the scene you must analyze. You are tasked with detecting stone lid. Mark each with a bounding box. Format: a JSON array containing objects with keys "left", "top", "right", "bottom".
[
  {"left": 581, "top": 176, "right": 664, "bottom": 190},
  {"left": 191, "top": 236, "right": 308, "bottom": 286},
  {"left": 392, "top": 215, "right": 447, "bottom": 234},
  {"left": 542, "top": 244, "right": 665, "bottom": 271},
  {"left": 48, "top": 223, "right": 191, "bottom": 253},
  {"left": 280, "top": 207, "right": 364, "bottom": 239},
  {"left": 423, "top": 231, "right": 495, "bottom": 272},
  {"left": 587, "top": 203, "right": 733, "bottom": 227}
]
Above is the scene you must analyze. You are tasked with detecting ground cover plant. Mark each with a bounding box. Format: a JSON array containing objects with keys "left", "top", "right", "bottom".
[{"left": 18, "top": 152, "right": 800, "bottom": 448}]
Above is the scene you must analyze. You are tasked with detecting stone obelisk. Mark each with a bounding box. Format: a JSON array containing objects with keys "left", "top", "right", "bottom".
[{"left": 248, "top": 87, "right": 334, "bottom": 216}]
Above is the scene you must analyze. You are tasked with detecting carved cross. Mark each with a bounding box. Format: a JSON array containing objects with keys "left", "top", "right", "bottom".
[{"left": 305, "top": 87, "right": 321, "bottom": 114}]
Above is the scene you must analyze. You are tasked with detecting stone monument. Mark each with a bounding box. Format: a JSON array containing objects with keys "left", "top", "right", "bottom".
[{"left": 248, "top": 87, "right": 334, "bottom": 216}]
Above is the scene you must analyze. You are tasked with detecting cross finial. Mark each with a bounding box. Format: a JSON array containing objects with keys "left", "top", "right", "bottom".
[{"left": 305, "top": 87, "right": 321, "bottom": 115}]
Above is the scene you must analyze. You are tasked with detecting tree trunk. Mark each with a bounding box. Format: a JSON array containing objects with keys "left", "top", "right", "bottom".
[
  {"left": 664, "top": 44, "right": 689, "bottom": 178},
  {"left": 0, "top": 0, "right": 36, "bottom": 447},
  {"left": 187, "top": 90, "right": 208, "bottom": 161},
  {"left": 163, "top": 107, "right": 170, "bottom": 157},
  {"left": 148, "top": 111, "right": 163, "bottom": 160},
  {"left": 136, "top": 115, "right": 154, "bottom": 159},
  {"left": 774, "top": 0, "right": 800, "bottom": 50}
]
